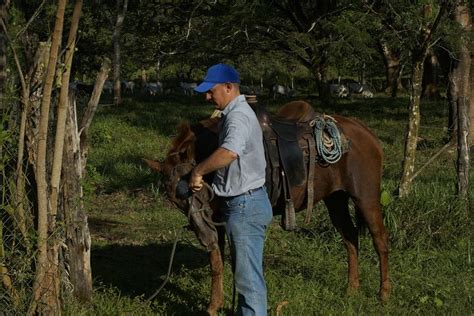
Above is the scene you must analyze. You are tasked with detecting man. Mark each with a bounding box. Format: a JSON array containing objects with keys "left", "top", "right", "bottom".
[{"left": 190, "top": 63, "right": 273, "bottom": 316}]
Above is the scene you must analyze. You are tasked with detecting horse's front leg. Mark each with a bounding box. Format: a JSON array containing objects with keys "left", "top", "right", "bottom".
[{"left": 207, "top": 247, "right": 224, "bottom": 315}]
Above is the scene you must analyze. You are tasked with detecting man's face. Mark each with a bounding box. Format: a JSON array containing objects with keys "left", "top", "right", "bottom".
[{"left": 205, "top": 83, "right": 233, "bottom": 110}]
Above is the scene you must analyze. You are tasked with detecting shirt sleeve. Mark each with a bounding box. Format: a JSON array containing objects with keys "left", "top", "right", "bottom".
[{"left": 220, "top": 112, "right": 250, "bottom": 156}]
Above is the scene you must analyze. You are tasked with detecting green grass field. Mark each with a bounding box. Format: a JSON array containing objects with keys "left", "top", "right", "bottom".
[{"left": 66, "top": 94, "right": 473, "bottom": 315}]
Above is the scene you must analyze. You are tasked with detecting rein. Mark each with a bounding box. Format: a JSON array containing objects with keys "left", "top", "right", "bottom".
[
  {"left": 312, "top": 115, "right": 343, "bottom": 164},
  {"left": 146, "top": 175, "right": 223, "bottom": 302},
  {"left": 187, "top": 182, "right": 225, "bottom": 227}
]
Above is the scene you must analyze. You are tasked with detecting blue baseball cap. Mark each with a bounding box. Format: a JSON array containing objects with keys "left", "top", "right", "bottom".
[{"left": 194, "top": 63, "right": 240, "bottom": 93}]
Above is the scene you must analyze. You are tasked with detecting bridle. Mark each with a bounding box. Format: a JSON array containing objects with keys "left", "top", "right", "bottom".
[{"left": 166, "top": 160, "right": 222, "bottom": 251}]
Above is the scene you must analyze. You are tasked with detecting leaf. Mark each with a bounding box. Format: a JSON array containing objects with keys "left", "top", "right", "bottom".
[
  {"left": 380, "top": 190, "right": 392, "bottom": 206},
  {"left": 434, "top": 297, "right": 443, "bottom": 307},
  {"left": 419, "top": 295, "right": 429, "bottom": 303}
]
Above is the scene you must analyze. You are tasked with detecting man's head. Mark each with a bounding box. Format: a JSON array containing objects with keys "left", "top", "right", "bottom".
[{"left": 194, "top": 63, "right": 241, "bottom": 110}]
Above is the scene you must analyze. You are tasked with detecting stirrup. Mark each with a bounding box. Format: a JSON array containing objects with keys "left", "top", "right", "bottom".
[{"left": 283, "top": 199, "right": 297, "bottom": 231}]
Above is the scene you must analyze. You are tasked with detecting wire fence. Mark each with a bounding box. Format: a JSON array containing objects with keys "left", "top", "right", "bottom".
[{"left": 0, "top": 109, "right": 34, "bottom": 314}]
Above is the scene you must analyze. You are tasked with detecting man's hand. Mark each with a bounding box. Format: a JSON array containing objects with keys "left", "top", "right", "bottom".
[
  {"left": 188, "top": 147, "right": 237, "bottom": 193},
  {"left": 189, "top": 169, "right": 203, "bottom": 192}
]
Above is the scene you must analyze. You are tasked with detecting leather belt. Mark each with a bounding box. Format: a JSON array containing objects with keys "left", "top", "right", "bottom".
[
  {"left": 245, "top": 186, "right": 264, "bottom": 195},
  {"left": 223, "top": 186, "right": 264, "bottom": 200}
]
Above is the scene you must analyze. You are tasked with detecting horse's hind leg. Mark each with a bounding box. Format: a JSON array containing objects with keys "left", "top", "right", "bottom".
[
  {"left": 324, "top": 191, "right": 360, "bottom": 294},
  {"left": 353, "top": 197, "right": 391, "bottom": 302}
]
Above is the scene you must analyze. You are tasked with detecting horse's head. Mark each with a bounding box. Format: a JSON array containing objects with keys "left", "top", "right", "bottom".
[
  {"left": 144, "top": 118, "right": 220, "bottom": 250},
  {"left": 145, "top": 118, "right": 220, "bottom": 208},
  {"left": 144, "top": 122, "right": 198, "bottom": 210}
]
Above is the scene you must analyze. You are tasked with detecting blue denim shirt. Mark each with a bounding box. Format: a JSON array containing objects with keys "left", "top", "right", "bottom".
[{"left": 212, "top": 94, "right": 266, "bottom": 197}]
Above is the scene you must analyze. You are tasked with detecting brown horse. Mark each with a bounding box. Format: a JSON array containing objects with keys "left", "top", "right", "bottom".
[{"left": 145, "top": 100, "right": 390, "bottom": 315}]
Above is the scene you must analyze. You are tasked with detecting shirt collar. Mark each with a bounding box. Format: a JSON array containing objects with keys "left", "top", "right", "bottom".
[{"left": 221, "top": 94, "right": 246, "bottom": 116}]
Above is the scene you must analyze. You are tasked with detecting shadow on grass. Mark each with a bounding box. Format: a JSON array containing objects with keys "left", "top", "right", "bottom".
[{"left": 92, "top": 241, "right": 211, "bottom": 314}]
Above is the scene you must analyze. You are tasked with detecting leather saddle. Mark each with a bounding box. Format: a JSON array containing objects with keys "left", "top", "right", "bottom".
[{"left": 254, "top": 101, "right": 320, "bottom": 230}]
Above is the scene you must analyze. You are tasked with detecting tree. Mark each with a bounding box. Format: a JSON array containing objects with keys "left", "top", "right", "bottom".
[
  {"left": 399, "top": 2, "right": 450, "bottom": 197},
  {"left": 368, "top": 0, "right": 407, "bottom": 97},
  {"left": 112, "top": 0, "right": 128, "bottom": 106},
  {"left": 246, "top": 1, "right": 351, "bottom": 98},
  {"left": 422, "top": 48, "right": 442, "bottom": 99},
  {"left": 30, "top": 1, "right": 66, "bottom": 313},
  {"left": 0, "top": 0, "right": 6, "bottom": 108},
  {"left": 378, "top": 38, "right": 404, "bottom": 97},
  {"left": 363, "top": 1, "right": 452, "bottom": 197},
  {"left": 62, "top": 58, "right": 110, "bottom": 303},
  {"left": 450, "top": 1, "right": 471, "bottom": 198}
]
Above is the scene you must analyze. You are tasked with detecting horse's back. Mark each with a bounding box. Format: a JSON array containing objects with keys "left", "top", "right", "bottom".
[
  {"left": 275, "top": 100, "right": 315, "bottom": 122},
  {"left": 329, "top": 115, "right": 382, "bottom": 201},
  {"left": 310, "top": 115, "right": 382, "bottom": 204},
  {"left": 334, "top": 115, "right": 382, "bottom": 163}
]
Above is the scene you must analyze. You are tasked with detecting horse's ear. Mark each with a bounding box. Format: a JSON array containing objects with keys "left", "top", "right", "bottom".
[
  {"left": 142, "top": 158, "right": 162, "bottom": 172},
  {"left": 176, "top": 131, "right": 196, "bottom": 153},
  {"left": 177, "top": 138, "right": 196, "bottom": 160},
  {"left": 172, "top": 122, "right": 192, "bottom": 147}
]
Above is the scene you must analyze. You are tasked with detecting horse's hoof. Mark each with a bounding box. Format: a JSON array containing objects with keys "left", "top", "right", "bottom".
[
  {"left": 206, "top": 309, "right": 217, "bottom": 316},
  {"left": 206, "top": 307, "right": 217, "bottom": 316},
  {"left": 379, "top": 290, "right": 390, "bottom": 303},
  {"left": 206, "top": 302, "right": 224, "bottom": 316},
  {"left": 346, "top": 286, "right": 360, "bottom": 297},
  {"left": 379, "top": 282, "right": 391, "bottom": 303}
]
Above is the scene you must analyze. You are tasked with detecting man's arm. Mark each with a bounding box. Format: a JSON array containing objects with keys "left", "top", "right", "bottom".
[{"left": 189, "top": 147, "right": 237, "bottom": 192}]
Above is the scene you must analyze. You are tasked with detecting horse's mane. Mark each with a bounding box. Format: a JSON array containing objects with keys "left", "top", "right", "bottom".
[
  {"left": 196, "top": 117, "right": 219, "bottom": 134},
  {"left": 169, "top": 122, "right": 194, "bottom": 153},
  {"left": 168, "top": 117, "right": 219, "bottom": 162}
]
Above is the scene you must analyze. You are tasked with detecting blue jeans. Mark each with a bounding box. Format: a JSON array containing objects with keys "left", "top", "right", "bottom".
[{"left": 222, "top": 186, "right": 273, "bottom": 316}]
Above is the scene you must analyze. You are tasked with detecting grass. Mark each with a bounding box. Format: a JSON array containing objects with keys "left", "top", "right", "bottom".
[{"left": 66, "top": 93, "right": 473, "bottom": 315}]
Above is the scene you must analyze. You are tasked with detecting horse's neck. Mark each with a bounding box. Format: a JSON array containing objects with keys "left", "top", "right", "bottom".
[
  {"left": 199, "top": 117, "right": 219, "bottom": 134},
  {"left": 193, "top": 122, "right": 219, "bottom": 163}
]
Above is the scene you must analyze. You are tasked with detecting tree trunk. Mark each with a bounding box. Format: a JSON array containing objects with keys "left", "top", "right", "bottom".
[
  {"left": 140, "top": 68, "right": 147, "bottom": 88},
  {"left": 0, "top": 0, "right": 8, "bottom": 110},
  {"left": 55, "top": 56, "right": 109, "bottom": 304},
  {"left": 468, "top": 19, "right": 474, "bottom": 146},
  {"left": 25, "top": 42, "right": 50, "bottom": 172},
  {"left": 398, "top": 2, "right": 447, "bottom": 198},
  {"left": 422, "top": 49, "right": 442, "bottom": 99},
  {"left": 50, "top": 0, "right": 82, "bottom": 235},
  {"left": 398, "top": 61, "right": 424, "bottom": 197},
  {"left": 469, "top": 51, "right": 474, "bottom": 145},
  {"left": 79, "top": 57, "right": 111, "bottom": 175},
  {"left": 313, "top": 62, "right": 329, "bottom": 101},
  {"left": 0, "top": 221, "right": 20, "bottom": 307},
  {"left": 457, "top": 96, "right": 470, "bottom": 197},
  {"left": 54, "top": 57, "right": 109, "bottom": 304},
  {"left": 0, "top": 27, "right": 5, "bottom": 110},
  {"left": 155, "top": 58, "right": 161, "bottom": 81},
  {"left": 2, "top": 1, "right": 34, "bottom": 305},
  {"left": 1, "top": 4, "right": 33, "bottom": 243},
  {"left": 62, "top": 91, "right": 93, "bottom": 302},
  {"left": 447, "top": 65, "right": 458, "bottom": 141},
  {"left": 112, "top": 0, "right": 128, "bottom": 106},
  {"left": 29, "top": 0, "right": 66, "bottom": 314},
  {"left": 453, "top": 2, "right": 471, "bottom": 198},
  {"left": 379, "top": 40, "right": 402, "bottom": 97}
]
